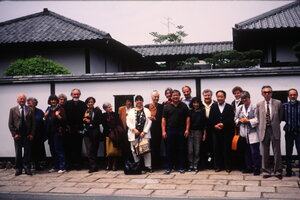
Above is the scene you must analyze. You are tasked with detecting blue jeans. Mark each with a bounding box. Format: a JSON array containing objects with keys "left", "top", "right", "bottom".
[
  {"left": 165, "top": 128, "right": 186, "bottom": 170},
  {"left": 285, "top": 132, "right": 300, "bottom": 170},
  {"left": 48, "top": 132, "right": 66, "bottom": 170}
]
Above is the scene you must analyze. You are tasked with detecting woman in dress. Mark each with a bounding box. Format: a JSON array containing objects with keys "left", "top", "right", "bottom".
[
  {"left": 102, "top": 103, "right": 124, "bottom": 171},
  {"left": 82, "top": 97, "right": 102, "bottom": 173},
  {"left": 27, "top": 97, "right": 46, "bottom": 171},
  {"left": 127, "top": 95, "right": 153, "bottom": 172}
]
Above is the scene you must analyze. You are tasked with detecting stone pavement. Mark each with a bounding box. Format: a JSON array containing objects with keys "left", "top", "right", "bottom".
[{"left": 0, "top": 168, "right": 299, "bottom": 199}]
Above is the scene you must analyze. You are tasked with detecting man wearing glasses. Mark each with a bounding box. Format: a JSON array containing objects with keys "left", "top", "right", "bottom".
[
  {"left": 257, "top": 86, "right": 283, "bottom": 179},
  {"left": 282, "top": 88, "right": 300, "bottom": 177}
]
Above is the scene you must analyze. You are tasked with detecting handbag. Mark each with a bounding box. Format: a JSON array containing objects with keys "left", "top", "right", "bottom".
[
  {"left": 124, "top": 159, "right": 142, "bottom": 175},
  {"left": 134, "top": 138, "right": 151, "bottom": 156},
  {"left": 106, "top": 137, "right": 122, "bottom": 156},
  {"left": 231, "top": 132, "right": 240, "bottom": 151}
]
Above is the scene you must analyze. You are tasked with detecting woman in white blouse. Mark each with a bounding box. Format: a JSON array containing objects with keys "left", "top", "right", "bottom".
[
  {"left": 235, "top": 91, "right": 261, "bottom": 176},
  {"left": 127, "top": 95, "right": 152, "bottom": 172}
]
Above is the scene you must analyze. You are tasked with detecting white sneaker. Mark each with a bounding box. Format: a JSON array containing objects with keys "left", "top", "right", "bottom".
[
  {"left": 48, "top": 168, "right": 57, "bottom": 173},
  {"left": 58, "top": 169, "right": 66, "bottom": 173}
]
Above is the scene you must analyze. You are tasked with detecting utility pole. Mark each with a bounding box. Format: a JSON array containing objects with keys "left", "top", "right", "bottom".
[{"left": 161, "top": 17, "right": 175, "bottom": 34}]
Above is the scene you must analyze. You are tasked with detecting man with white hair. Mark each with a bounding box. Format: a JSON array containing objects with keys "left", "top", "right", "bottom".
[{"left": 8, "top": 93, "right": 35, "bottom": 176}]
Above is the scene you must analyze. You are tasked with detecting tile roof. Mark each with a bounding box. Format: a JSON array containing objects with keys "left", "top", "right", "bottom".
[
  {"left": 235, "top": 1, "right": 300, "bottom": 30},
  {"left": 0, "top": 8, "right": 111, "bottom": 44},
  {"left": 130, "top": 41, "right": 233, "bottom": 57}
]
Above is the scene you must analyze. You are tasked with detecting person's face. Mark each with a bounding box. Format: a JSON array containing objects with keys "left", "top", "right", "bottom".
[
  {"left": 87, "top": 99, "right": 95, "bottom": 108},
  {"left": 216, "top": 92, "right": 226, "bottom": 105},
  {"left": 27, "top": 101, "right": 35, "bottom": 108},
  {"left": 17, "top": 95, "right": 26, "bottom": 106},
  {"left": 233, "top": 90, "right": 241, "bottom": 100},
  {"left": 171, "top": 92, "right": 180, "bottom": 103},
  {"left": 125, "top": 100, "right": 132, "bottom": 108},
  {"left": 262, "top": 88, "right": 272, "bottom": 101},
  {"left": 105, "top": 105, "right": 113, "bottom": 113},
  {"left": 182, "top": 87, "right": 191, "bottom": 99},
  {"left": 50, "top": 99, "right": 58, "bottom": 107},
  {"left": 242, "top": 97, "right": 251, "bottom": 106},
  {"left": 193, "top": 102, "right": 200, "bottom": 110},
  {"left": 135, "top": 99, "right": 144, "bottom": 108},
  {"left": 59, "top": 98, "right": 66, "bottom": 105},
  {"left": 152, "top": 93, "right": 159, "bottom": 104},
  {"left": 71, "top": 89, "right": 81, "bottom": 101},
  {"left": 288, "top": 90, "right": 298, "bottom": 102},
  {"left": 203, "top": 92, "right": 212, "bottom": 104},
  {"left": 165, "top": 90, "right": 171, "bottom": 100}
]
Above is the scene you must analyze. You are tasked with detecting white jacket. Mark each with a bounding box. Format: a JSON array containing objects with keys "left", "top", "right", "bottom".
[
  {"left": 234, "top": 103, "right": 259, "bottom": 144},
  {"left": 127, "top": 107, "right": 152, "bottom": 142}
]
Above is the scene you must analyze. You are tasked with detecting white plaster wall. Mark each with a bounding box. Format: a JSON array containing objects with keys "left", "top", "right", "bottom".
[
  {"left": 0, "top": 84, "right": 51, "bottom": 157},
  {"left": 201, "top": 75, "right": 300, "bottom": 155}
]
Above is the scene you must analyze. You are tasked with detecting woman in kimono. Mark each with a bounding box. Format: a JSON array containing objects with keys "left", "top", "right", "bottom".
[{"left": 235, "top": 91, "right": 261, "bottom": 176}]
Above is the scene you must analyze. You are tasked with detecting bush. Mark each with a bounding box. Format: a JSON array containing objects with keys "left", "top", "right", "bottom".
[
  {"left": 204, "top": 49, "right": 263, "bottom": 69},
  {"left": 4, "top": 56, "right": 71, "bottom": 76}
]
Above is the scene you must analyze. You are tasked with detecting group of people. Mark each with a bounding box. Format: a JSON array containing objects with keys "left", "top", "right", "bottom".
[{"left": 8, "top": 85, "right": 300, "bottom": 180}]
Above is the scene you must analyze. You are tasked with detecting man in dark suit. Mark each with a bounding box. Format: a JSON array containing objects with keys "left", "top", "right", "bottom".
[
  {"left": 209, "top": 90, "right": 235, "bottom": 173},
  {"left": 8, "top": 93, "right": 35, "bottom": 176},
  {"left": 257, "top": 85, "right": 283, "bottom": 179}
]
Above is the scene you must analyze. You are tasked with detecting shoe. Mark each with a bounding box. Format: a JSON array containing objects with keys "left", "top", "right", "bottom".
[
  {"left": 194, "top": 167, "right": 199, "bottom": 172},
  {"left": 242, "top": 168, "right": 253, "bottom": 174},
  {"left": 48, "top": 168, "right": 57, "bottom": 173},
  {"left": 215, "top": 168, "right": 221, "bottom": 172},
  {"left": 253, "top": 169, "right": 261, "bottom": 176},
  {"left": 58, "top": 169, "right": 66, "bottom": 173},
  {"left": 226, "top": 169, "right": 231, "bottom": 173},
  {"left": 88, "top": 168, "right": 98, "bottom": 173},
  {"left": 188, "top": 167, "right": 193, "bottom": 172},
  {"left": 164, "top": 169, "right": 171, "bottom": 175},
  {"left": 25, "top": 169, "right": 32, "bottom": 176},
  {"left": 15, "top": 169, "right": 22, "bottom": 176},
  {"left": 145, "top": 167, "right": 153, "bottom": 173},
  {"left": 179, "top": 169, "right": 185, "bottom": 174},
  {"left": 262, "top": 172, "right": 271, "bottom": 179},
  {"left": 286, "top": 170, "right": 293, "bottom": 177},
  {"left": 274, "top": 171, "right": 283, "bottom": 180}
]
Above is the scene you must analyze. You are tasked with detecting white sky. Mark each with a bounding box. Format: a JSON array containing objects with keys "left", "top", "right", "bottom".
[{"left": 0, "top": 1, "right": 292, "bottom": 45}]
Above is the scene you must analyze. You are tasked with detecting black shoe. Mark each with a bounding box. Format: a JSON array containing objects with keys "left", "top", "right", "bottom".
[
  {"left": 226, "top": 169, "right": 231, "bottom": 173},
  {"left": 88, "top": 168, "right": 98, "bottom": 173},
  {"left": 25, "top": 169, "right": 32, "bottom": 176},
  {"left": 286, "top": 170, "right": 293, "bottom": 177},
  {"left": 215, "top": 168, "right": 221, "bottom": 172},
  {"left": 262, "top": 173, "right": 271, "bottom": 179},
  {"left": 253, "top": 169, "right": 261, "bottom": 176},
  {"left": 164, "top": 169, "right": 171, "bottom": 174},
  {"left": 15, "top": 169, "right": 22, "bottom": 176},
  {"left": 179, "top": 169, "right": 185, "bottom": 174},
  {"left": 275, "top": 174, "right": 283, "bottom": 180},
  {"left": 242, "top": 168, "right": 253, "bottom": 174}
]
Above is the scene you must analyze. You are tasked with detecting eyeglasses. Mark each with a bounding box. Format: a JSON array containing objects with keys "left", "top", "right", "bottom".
[{"left": 263, "top": 91, "right": 272, "bottom": 94}]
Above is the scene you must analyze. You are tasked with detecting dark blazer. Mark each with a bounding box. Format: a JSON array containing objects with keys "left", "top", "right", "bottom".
[
  {"left": 231, "top": 99, "right": 243, "bottom": 113},
  {"left": 8, "top": 105, "right": 35, "bottom": 137},
  {"left": 209, "top": 102, "right": 235, "bottom": 136}
]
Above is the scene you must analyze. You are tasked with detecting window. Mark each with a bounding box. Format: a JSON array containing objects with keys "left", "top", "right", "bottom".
[
  {"left": 272, "top": 90, "right": 288, "bottom": 103},
  {"left": 114, "top": 95, "right": 134, "bottom": 112}
]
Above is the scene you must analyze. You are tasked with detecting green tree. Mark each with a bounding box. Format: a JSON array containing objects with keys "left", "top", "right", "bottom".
[
  {"left": 150, "top": 25, "right": 188, "bottom": 44},
  {"left": 4, "top": 56, "right": 71, "bottom": 76},
  {"left": 204, "top": 50, "right": 263, "bottom": 69}
]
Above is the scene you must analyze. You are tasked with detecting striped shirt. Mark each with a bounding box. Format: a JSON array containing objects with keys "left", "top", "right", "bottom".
[{"left": 282, "top": 100, "right": 300, "bottom": 133}]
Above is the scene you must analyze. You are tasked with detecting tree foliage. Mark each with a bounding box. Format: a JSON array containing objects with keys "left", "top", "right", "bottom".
[
  {"left": 204, "top": 50, "right": 263, "bottom": 69},
  {"left": 150, "top": 25, "right": 188, "bottom": 44},
  {"left": 293, "top": 41, "right": 300, "bottom": 61},
  {"left": 4, "top": 56, "right": 71, "bottom": 76}
]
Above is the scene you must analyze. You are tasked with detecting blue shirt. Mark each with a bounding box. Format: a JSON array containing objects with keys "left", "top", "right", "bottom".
[{"left": 282, "top": 100, "right": 300, "bottom": 133}]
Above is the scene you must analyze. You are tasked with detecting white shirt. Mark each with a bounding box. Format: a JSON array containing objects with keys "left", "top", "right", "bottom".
[
  {"left": 202, "top": 100, "right": 214, "bottom": 118},
  {"left": 218, "top": 103, "right": 225, "bottom": 113}
]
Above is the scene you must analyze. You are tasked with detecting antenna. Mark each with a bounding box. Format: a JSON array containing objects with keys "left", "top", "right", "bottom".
[{"left": 161, "top": 17, "right": 175, "bottom": 34}]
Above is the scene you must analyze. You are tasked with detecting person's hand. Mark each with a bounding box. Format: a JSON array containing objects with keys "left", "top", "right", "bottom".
[
  {"left": 162, "top": 131, "right": 167, "bottom": 139},
  {"left": 55, "top": 110, "right": 60, "bottom": 116},
  {"left": 184, "top": 130, "right": 189, "bottom": 138},
  {"left": 140, "top": 132, "right": 145, "bottom": 138},
  {"left": 27, "top": 135, "right": 34, "bottom": 141},
  {"left": 202, "top": 133, "right": 206, "bottom": 141},
  {"left": 14, "top": 134, "right": 21, "bottom": 140},
  {"left": 148, "top": 116, "right": 155, "bottom": 120},
  {"left": 84, "top": 118, "right": 91, "bottom": 124},
  {"left": 133, "top": 128, "right": 140, "bottom": 135}
]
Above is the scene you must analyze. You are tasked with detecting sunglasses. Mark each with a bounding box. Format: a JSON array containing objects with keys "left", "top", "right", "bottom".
[{"left": 263, "top": 91, "right": 272, "bottom": 94}]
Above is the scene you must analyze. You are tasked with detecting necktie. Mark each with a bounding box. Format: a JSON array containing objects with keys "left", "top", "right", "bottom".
[
  {"left": 266, "top": 101, "right": 271, "bottom": 126},
  {"left": 21, "top": 106, "right": 25, "bottom": 125}
]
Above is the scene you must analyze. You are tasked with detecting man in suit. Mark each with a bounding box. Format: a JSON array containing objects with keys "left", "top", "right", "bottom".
[
  {"left": 257, "top": 85, "right": 283, "bottom": 179},
  {"left": 8, "top": 93, "right": 35, "bottom": 176},
  {"left": 209, "top": 90, "right": 235, "bottom": 173}
]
